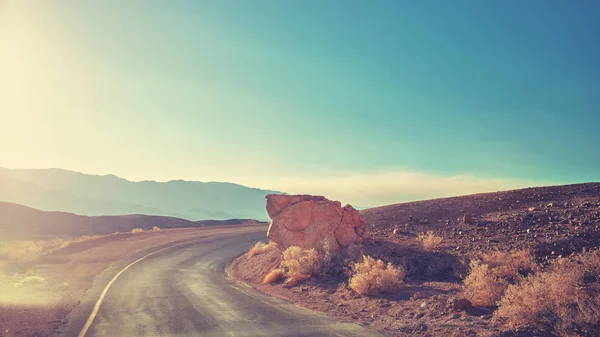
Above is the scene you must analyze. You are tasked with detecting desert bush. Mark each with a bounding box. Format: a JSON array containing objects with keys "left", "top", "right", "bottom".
[
  {"left": 243, "top": 219, "right": 258, "bottom": 226},
  {"left": 481, "top": 249, "right": 536, "bottom": 281},
  {"left": 463, "top": 249, "right": 536, "bottom": 306},
  {"left": 131, "top": 228, "right": 144, "bottom": 233},
  {"left": 248, "top": 241, "right": 278, "bottom": 258},
  {"left": 495, "top": 252, "right": 600, "bottom": 336},
  {"left": 463, "top": 260, "right": 510, "bottom": 307},
  {"left": 263, "top": 268, "right": 285, "bottom": 284},
  {"left": 417, "top": 230, "right": 443, "bottom": 251},
  {"left": 284, "top": 271, "right": 310, "bottom": 287},
  {"left": 281, "top": 246, "right": 321, "bottom": 277},
  {"left": 349, "top": 255, "right": 405, "bottom": 296},
  {"left": 0, "top": 240, "right": 45, "bottom": 262},
  {"left": 152, "top": 226, "right": 161, "bottom": 231}
]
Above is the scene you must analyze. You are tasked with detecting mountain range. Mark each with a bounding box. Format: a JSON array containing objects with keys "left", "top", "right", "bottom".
[{"left": 0, "top": 167, "right": 282, "bottom": 221}]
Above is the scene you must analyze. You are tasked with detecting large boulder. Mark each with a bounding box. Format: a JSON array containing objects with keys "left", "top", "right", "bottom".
[{"left": 266, "top": 194, "right": 370, "bottom": 250}]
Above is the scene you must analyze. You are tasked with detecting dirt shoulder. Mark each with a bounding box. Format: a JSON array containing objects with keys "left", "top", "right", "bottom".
[
  {"left": 228, "top": 242, "right": 500, "bottom": 337},
  {"left": 0, "top": 224, "right": 267, "bottom": 337}
]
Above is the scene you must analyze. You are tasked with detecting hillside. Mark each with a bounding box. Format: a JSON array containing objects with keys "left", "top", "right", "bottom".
[
  {"left": 0, "top": 202, "right": 260, "bottom": 240},
  {"left": 231, "top": 182, "right": 600, "bottom": 337},
  {"left": 361, "top": 182, "right": 600, "bottom": 258},
  {"left": 0, "top": 167, "right": 282, "bottom": 220}
]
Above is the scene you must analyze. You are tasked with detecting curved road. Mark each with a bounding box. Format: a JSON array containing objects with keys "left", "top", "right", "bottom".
[{"left": 61, "top": 230, "right": 382, "bottom": 337}]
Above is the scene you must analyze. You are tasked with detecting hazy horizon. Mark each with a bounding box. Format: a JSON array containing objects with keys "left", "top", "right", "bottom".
[{"left": 2, "top": 1, "right": 598, "bottom": 207}]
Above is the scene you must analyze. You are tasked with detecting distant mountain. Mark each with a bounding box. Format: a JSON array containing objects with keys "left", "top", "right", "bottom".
[
  {"left": 0, "top": 167, "right": 283, "bottom": 221},
  {"left": 0, "top": 202, "right": 262, "bottom": 240}
]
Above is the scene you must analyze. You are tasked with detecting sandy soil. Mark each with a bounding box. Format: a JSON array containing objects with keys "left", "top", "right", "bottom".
[
  {"left": 229, "top": 183, "right": 600, "bottom": 337},
  {"left": 0, "top": 224, "right": 267, "bottom": 337}
]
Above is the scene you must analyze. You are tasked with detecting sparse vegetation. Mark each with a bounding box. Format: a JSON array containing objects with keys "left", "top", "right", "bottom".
[
  {"left": 131, "top": 228, "right": 144, "bottom": 233},
  {"left": 417, "top": 230, "right": 443, "bottom": 251},
  {"left": 495, "top": 252, "right": 600, "bottom": 336},
  {"left": 248, "top": 241, "right": 278, "bottom": 257},
  {"left": 348, "top": 255, "right": 405, "bottom": 296},
  {"left": 463, "top": 249, "right": 536, "bottom": 306},
  {"left": 263, "top": 268, "right": 285, "bottom": 284},
  {"left": 281, "top": 246, "right": 321, "bottom": 277},
  {"left": 152, "top": 226, "right": 161, "bottom": 231},
  {"left": 0, "top": 240, "right": 47, "bottom": 262}
]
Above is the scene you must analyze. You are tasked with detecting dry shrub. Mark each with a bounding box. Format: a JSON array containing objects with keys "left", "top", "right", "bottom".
[
  {"left": 481, "top": 250, "right": 536, "bottom": 282},
  {"left": 349, "top": 255, "right": 405, "bottom": 296},
  {"left": 496, "top": 252, "right": 600, "bottom": 335},
  {"left": 0, "top": 240, "right": 45, "bottom": 262},
  {"left": 463, "top": 260, "right": 510, "bottom": 307},
  {"left": 152, "top": 226, "right": 161, "bottom": 231},
  {"left": 131, "top": 228, "right": 144, "bottom": 233},
  {"left": 263, "top": 268, "right": 285, "bottom": 284},
  {"left": 463, "top": 249, "right": 536, "bottom": 307},
  {"left": 248, "top": 241, "right": 278, "bottom": 258},
  {"left": 284, "top": 271, "right": 310, "bottom": 287},
  {"left": 281, "top": 246, "right": 321, "bottom": 277},
  {"left": 417, "top": 230, "right": 443, "bottom": 251}
]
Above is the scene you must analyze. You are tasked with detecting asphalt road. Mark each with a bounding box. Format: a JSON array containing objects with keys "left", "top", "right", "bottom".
[{"left": 61, "top": 231, "right": 382, "bottom": 337}]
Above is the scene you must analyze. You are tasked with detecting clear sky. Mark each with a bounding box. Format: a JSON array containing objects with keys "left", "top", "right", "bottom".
[{"left": 1, "top": 1, "right": 598, "bottom": 206}]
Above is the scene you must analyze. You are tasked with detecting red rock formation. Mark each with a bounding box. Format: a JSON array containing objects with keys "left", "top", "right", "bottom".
[{"left": 266, "top": 194, "right": 369, "bottom": 249}]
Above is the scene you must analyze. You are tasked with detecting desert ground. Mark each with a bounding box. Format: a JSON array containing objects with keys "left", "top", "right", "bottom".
[{"left": 230, "top": 183, "right": 600, "bottom": 337}]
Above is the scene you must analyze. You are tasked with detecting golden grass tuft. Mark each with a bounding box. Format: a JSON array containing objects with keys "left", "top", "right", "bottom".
[
  {"left": 151, "top": 226, "right": 161, "bottom": 231},
  {"left": 131, "top": 228, "right": 144, "bottom": 233},
  {"left": 263, "top": 268, "right": 285, "bottom": 284},
  {"left": 248, "top": 241, "right": 278, "bottom": 258},
  {"left": 417, "top": 230, "right": 443, "bottom": 251},
  {"left": 463, "top": 249, "right": 536, "bottom": 307},
  {"left": 281, "top": 246, "right": 321, "bottom": 276},
  {"left": 0, "top": 240, "right": 45, "bottom": 262},
  {"left": 284, "top": 271, "right": 310, "bottom": 287},
  {"left": 495, "top": 252, "right": 600, "bottom": 335},
  {"left": 349, "top": 255, "right": 405, "bottom": 296}
]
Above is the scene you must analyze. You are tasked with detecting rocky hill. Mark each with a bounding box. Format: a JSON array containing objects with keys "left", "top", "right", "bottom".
[{"left": 362, "top": 182, "right": 600, "bottom": 259}]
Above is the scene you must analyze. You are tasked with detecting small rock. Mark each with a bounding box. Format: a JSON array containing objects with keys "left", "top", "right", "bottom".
[
  {"left": 413, "top": 323, "right": 427, "bottom": 332},
  {"left": 454, "top": 298, "right": 472, "bottom": 311},
  {"left": 411, "top": 292, "right": 428, "bottom": 300}
]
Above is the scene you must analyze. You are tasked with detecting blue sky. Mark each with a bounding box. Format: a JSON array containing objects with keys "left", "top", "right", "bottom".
[{"left": 1, "top": 1, "right": 598, "bottom": 206}]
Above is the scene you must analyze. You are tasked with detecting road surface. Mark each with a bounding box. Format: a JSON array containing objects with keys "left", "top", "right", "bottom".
[{"left": 61, "top": 230, "right": 382, "bottom": 337}]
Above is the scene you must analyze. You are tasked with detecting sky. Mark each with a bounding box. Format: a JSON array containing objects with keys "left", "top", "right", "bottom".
[{"left": 1, "top": 1, "right": 599, "bottom": 206}]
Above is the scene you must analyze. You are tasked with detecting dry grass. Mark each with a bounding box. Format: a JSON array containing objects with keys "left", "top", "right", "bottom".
[
  {"left": 0, "top": 239, "right": 73, "bottom": 263},
  {"left": 495, "top": 252, "right": 600, "bottom": 336},
  {"left": 349, "top": 255, "right": 405, "bottom": 296},
  {"left": 417, "top": 230, "right": 443, "bottom": 251},
  {"left": 263, "top": 268, "right": 285, "bottom": 284},
  {"left": 463, "top": 249, "right": 536, "bottom": 307},
  {"left": 152, "top": 226, "right": 161, "bottom": 231},
  {"left": 281, "top": 246, "right": 321, "bottom": 277},
  {"left": 248, "top": 241, "right": 278, "bottom": 258},
  {"left": 284, "top": 271, "right": 310, "bottom": 287},
  {"left": 131, "top": 228, "right": 144, "bottom": 233},
  {"left": 462, "top": 260, "right": 509, "bottom": 307}
]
